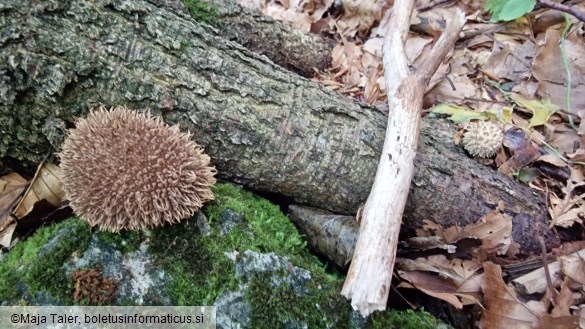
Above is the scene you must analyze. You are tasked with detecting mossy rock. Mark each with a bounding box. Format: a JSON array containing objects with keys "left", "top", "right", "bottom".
[
  {"left": 0, "top": 219, "right": 91, "bottom": 304},
  {"left": 0, "top": 183, "right": 449, "bottom": 328}
]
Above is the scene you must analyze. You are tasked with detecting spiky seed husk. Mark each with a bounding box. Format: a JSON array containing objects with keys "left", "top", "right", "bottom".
[
  {"left": 59, "top": 106, "right": 217, "bottom": 232},
  {"left": 461, "top": 121, "right": 503, "bottom": 158}
]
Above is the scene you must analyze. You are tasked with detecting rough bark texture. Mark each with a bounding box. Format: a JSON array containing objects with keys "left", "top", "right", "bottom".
[
  {"left": 0, "top": 0, "right": 384, "bottom": 212},
  {"left": 201, "top": 0, "right": 333, "bottom": 77},
  {"left": 170, "top": 0, "right": 333, "bottom": 77},
  {"left": 0, "top": 0, "right": 557, "bottom": 254}
]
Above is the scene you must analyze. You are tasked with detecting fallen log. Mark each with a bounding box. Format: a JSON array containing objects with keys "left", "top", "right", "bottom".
[
  {"left": 0, "top": 0, "right": 382, "bottom": 213},
  {"left": 0, "top": 0, "right": 557, "bottom": 256},
  {"left": 170, "top": 0, "right": 333, "bottom": 77},
  {"left": 200, "top": 0, "right": 333, "bottom": 77}
]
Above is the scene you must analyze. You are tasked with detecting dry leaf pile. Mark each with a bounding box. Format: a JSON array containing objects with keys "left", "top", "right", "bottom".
[{"left": 406, "top": 207, "right": 584, "bottom": 328}]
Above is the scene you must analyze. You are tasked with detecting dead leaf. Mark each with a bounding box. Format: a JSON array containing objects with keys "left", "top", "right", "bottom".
[
  {"left": 0, "top": 164, "right": 68, "bottom": 248},
  {"left": 397, "top": 255, "right": 484, "bottom": 307},
  {"left": 551, "top": 277, "right": 574, "bottom": 317},
  {"left": 397, "top": 256, "right": 465, "bottom": 286},
  {"left": 336, "top": 0, "right": 385, "bottom": 37},
  {"left": 425, "top": 73, "right": 478, "bottom": 105},
  {"left": 0, "top": 172, "right": 28, "bottom": 229},
  {"left": 398, "top": 270, "right": 464, "bottom": 309},
  {"left": 537, "top": 154, "right": 567, "bottom": 168},
  {"left": 463, "top": 210, "right": 513, "bottom": 255},
  {"left": 499, "top": 128, "right": 540, "bottom": 175},
  {"left": 482, "top": 36, "right": 534, "bottom": 83},
  {"left": 0, "top": 222, "right": 16, "bottom": 249},
  {"left": 547, "top": 129, "right": 581, "bottom": 155},
  {"left": 456, "top": 272, "right": 485, "bottom": 304},
  {"left": 560, "top": 253, "right": 585, "bottom": 286},
  {"left": 539, "top": 314, "right": 579, "bottom": 329},
  {"left": 548, "top": 167, "right": 585, "bottom": 228},
  {"left": 13, "top": 163, "right": 65, "bottom": 218},
  {"left": 567, "top": 149, "right": 585, "bottom": 163},
  {"left": 0, "top": 173, "right": 28, "bottom": 247},
  {"left": 533, "top": 25, "right": 585, "bottom": 113},
  {"left": 480, "top": 262, "right": 546, "bottom": 329},
  {"left": 431, "top": 103, "right": 488, "bottom": 123}
]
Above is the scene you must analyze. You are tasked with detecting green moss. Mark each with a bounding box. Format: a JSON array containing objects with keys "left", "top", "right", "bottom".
[
  {"left": 150, "top": 219, "right": 223, "bottom": 305},
  {"left": 95, "top": 230, "right": 145, "bottom": 254},
  {"left": 150, "top": 183, "right": 320, "bottom": 306},
  {"left": 205, "top": 183, "right": 306, "bottom": 256},
  {"left": 0, "top": 217, "right": 91, "bottom": 304},
  {"left": 149, "top": 183, "right": 351, "bottom": 326},
  {"left": 369, "top": 309, "right": 452, "bottom": 329},
  {"left": 181, "top": 0, "right": 221, "bottom": 28},
  {"left": 150, "top": 183, "right": 448, "bottom": 327},
  {"left": 247, "top": 271, "right": 352, "bottom": 327}
]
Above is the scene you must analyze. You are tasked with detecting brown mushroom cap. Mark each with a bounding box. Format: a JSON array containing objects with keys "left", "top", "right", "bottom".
[{"left": 59, "top": 106, "right": 217, "bottom": 232}]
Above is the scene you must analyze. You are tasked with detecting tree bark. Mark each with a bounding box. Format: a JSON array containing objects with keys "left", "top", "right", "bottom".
[
  {"left": 170, "top": 0, "right": 333, "bottom": 77},
  {"left": 0, "top": 0, "right": 557, "bottom": 254},
  {"left": 201, "top": 0, "right": 333, "bottom": 77},
  {"left": 0, "top": 0, "right": 382, "bottom": 210}
]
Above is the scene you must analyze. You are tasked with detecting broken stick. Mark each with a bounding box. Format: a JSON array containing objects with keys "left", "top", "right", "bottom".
[{"left": 341, "top": 0, "right": 466, "bottom": 317}]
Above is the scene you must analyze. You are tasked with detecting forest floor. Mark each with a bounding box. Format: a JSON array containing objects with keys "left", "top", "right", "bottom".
[{"left": 234, "top": 0, "right": 585, "bottom": 327}]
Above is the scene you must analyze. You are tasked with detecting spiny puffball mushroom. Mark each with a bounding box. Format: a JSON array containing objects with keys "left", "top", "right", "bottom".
[
  {"left": 59, "top": 105, "right": 217, "bottom": 232},
  {"left": 461, "top": 121, "right": 503, "bottom": 158}
]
